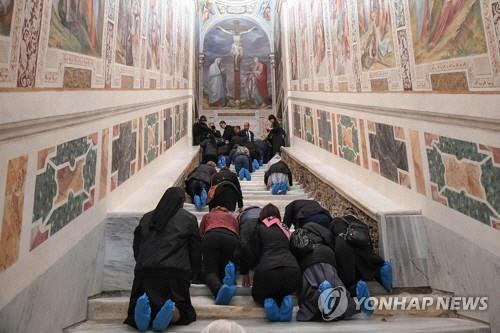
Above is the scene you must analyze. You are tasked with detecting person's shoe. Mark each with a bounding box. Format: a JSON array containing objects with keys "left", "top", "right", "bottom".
[
  {"left": 152, "top": 299, "right": 175, "bottom": 332},
  {"left": 217, "top": 158, "right": 224, "bottom": 169},
  {"left": 194, "top": 195, "right": 202, "bottom": 210},
  {"left": 200, "top": 189, "right": 208, "bottom": 207},
  {"left": 380, "top": 261, "right": 393, "bottom": 292},
  {"left": 356, "top": 280, "right": 373, "bottom": 315},
  {"left": 215, "top": 284, "right": 237, "bottom": 305},
  {"left": 134, "top": 293, "right": 151, "bottom": 332},
  {"left": 271, "top": 183, "right": 280, "bottom": 195},
  {"left": 222, "top": 261, "right": 236, "bottom": 286},
  {"left": 279, "top": 295, "right": 294, "bottom": 322},
  {"left": 252, "top": 159, "right": 260, "bottom": 170},
  {"left": 259, "top": 160, "right": 264, "bottom": 166},
  {"left": 319, "top": 280, "right": 332, "bottom": 293},
  {"left": 264, "top": 298, "right": 280, "bottom": 322},
  {"left": 244, "top": 169, "right": 252, "bottom": 181},
  {"left": 279, "top": 182, "right": 288, "bottom": 195},
  {"left": 238, "top": 168, "right": 245, "bottom": 180}
]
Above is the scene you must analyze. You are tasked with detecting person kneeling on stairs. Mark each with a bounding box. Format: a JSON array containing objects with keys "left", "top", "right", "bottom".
[
  {"left": 125, "top": 187, "right": 200, "bottom": 332},
  {"left": 185, "top": 162, "right": 217, "bottom": 210},
  {"left": 199, "top": 207, "right": 240, "bottom": 305},
  {"left": 264, "top": 157, "right": 292, "bottom": 195}
]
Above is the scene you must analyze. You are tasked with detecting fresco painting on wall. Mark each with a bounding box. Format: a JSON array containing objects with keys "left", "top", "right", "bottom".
[
  {"left": 0, "top": 0, "right": 13, "bottom": 36},
  {"left": 288, "top": 7, "right": 298, "bottom": 80},
  {"left": 297, "top": 1, "right": 310, "bottom": 80},
  {"left": 312, "top": 0, "right": 327, "bottom": 76},
  {"left": 337, "top": 114, "right": 361, "bottom": 165},
  {"left": 330, "top": 0, "right": 351, "bottom": 75},
  {"left": 111, "top": 120, "right": 138, "bottom": 190},
  {"left": 31, "top": 134, "right": 98, "bottom": 250},
  {"left": 165, "top": 0, "right": 173, "bottom": 76},
  {"left": 143, "top": 112, "right": 160, "bottom": 165},
  {"left": 357, "top": 0, "right": 396, "bottom": 71},
  {"left": 303, "top": 107, "right": 315, "bottom": 144},
  {"left": 49, "top": 0, "right": 105, "bottom": 57},
  {"left": 200, "top": 0, "right": 216, "bottom": 23},
  {"left": 409, "top": 0, "right": 487, "bottom": 64},
  {"left": 146, "top": 0, "right": 161, "bottom": 71},
  {"left": 115, "top": 0, "right": 141, "bottom": 66},
  {"left": 203, "top": 18, "right": 272, "bottom": 109},
  {"left": 258, "top": 0, "right": 272, "bottom": 22}
]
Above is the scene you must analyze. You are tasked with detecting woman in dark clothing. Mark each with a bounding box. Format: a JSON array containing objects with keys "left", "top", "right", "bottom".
[
  {"left": 199, "top": 207, "right": 240, "bottom": 305},
  {"left": 234, "top": 206, "right": 262, "bottom": 287},
  {"left": 266, "top": 115, "right": 287, "bottom": 157},
  {"left": 264, "top": 160, "right": 293, "bottom": 195},
  {"left": 200, "top": 135, "right": 219, "bottom": 164},
  {"left": 209, "top": 168, "right": 243, "bottom": 212},
  {"left": 330, "top": 215, "right": 392, "bottom": 300},
  {"left": 125, "top": 187, "right": 200, "bottom": 332},
  {"left": 185, "top": 162, "right": 217, "bottom": 209},
  {"left": 193, "top": 116, "right": 211, "bottom": 146},
  {"left": 291, "top": 223, "right": 357, "bottom": 322},
  {"left": 244, "top": 141, "right": 263, "bottom": 170},
  {"left": 283, "top": 199, "right": 332, "bottom": 229},
  {"left": 240, "top": 204, "right": 302, "bottom": 322}
]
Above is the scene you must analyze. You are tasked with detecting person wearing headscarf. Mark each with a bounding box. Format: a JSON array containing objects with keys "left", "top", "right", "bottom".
[
  {"left": 239, "top": 204, "right": 301, "bottom": 322},
  {"left": 208, "top": 58, "right": 226, "bottom": 107},
  {"left": 199, "top": 207, "right": 240, "bottom": 305},
  {"left": 193, "top": 115, "right": 211, "bottom": 146},
  {"left": 124, "top": 187, "right": 201, "bottom": 332}
]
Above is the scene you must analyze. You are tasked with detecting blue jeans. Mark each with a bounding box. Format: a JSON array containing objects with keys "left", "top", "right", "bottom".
[{"left": 234, "top": 155, "right": 250, "bottom": 174}]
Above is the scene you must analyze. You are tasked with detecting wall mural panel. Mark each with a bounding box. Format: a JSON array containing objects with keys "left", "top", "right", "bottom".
[
  {"left": 202, "top": 18, "right": 272, "bottom": 109},
  {"left": 0, "top": 0, "right": 193, "bottom": 89},
  {"left": 143, "top": 112, "right": 160, "bottom": 166},
  {"left": 287, "top": 0, "right": 500, "bottom": 92},
  {"left": 31, "top": 134, "right": 98, "bottom": 250}
]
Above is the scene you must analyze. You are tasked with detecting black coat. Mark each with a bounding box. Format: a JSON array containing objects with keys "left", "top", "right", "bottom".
[
  {"left": 186, "top": 164, "right": 216, "bottom": 185},
  {"left": 222, "top": 125, "right": 235, "bottom": 141},
  {"left": 254, "top": 139, "right": 270, "bottom": 163},
  {"left": 211, "top": 169, "right": 243, "bottom": 208},
  {"left": 283, "top": 200, "right": 331, "bottom": 229},
  {"left": 241, "top": 129, "right": 255, "bottom": 142},
  {"left": 267, "top": 124, "right": 286, "bottom": 156},
  {"left": 264, "top": 161, "right": 293, "bottom": 186},
  {"left": 235, "top": 207, "right": 261, "bottom": 274},
  {"left": 193, "top": 122, "right": 211, "bottom": 146},
  {"left": 229, "top": 134, "right": 247, "bottom": 150},
  {"left": 209, "top": 180, "right": 243, "bottom": 211},
  {"left": 296, "top": 223, "right": 336, "bottom": 271},
  {"left": 133, "top": 209, "right": 201, "bottom": 280},
  {"left": 241, "top": 221, "right": 299, "bottom": 274},
  {"left": 244, "top": 142, "right": 262, "bottom": 161},
  {"left": 200, "top": 138, "right": 218, "bottom": 158}
]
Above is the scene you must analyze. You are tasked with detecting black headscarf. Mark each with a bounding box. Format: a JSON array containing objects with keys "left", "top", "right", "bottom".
[{"left": 150, "top": 187, "right": 185, "bottom": 233}]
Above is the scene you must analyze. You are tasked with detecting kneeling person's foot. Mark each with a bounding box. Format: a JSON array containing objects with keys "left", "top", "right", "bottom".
[
  {"left": 215, "top": 284, "right": 237, "bottom": 305},
  {"left": 238, "top": 169, "right": 245, "bottom": 180},
  {"left": 223, "top": 261, "right": 236, "bottom": 286},
  {"left": 264, "top": 298, "right": 280, "bottom": 322},
  {"left": 194, "top": 195, "right": 202, "bottom": 210},
  {"left": 356, "top": 280, "right": 373, "bottom": 315},
  {"left": 200, "top": 189, "right": 208, "bottom": 207},
  {"left": 279, "top": 295, "right": 294, "bottom": 322},
  {"left": 380, "top": 261, "right": 393, "bottom": 292},
  {"left": 134, "top": 293, "right": 151, "bottom": 332},
  {"left": 271, "top": 183, "right": 280, "bottom": 195},
  {"left": 152, "top": 299, "right": 175, "bottom": 332}
]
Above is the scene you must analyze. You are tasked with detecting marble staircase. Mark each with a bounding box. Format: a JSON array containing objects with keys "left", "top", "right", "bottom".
[{"left": 66, "top": 164, "right": 490, "bottom": 333}]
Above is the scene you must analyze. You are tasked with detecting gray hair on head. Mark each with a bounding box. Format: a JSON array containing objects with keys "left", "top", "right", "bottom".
[{"left": 201, "top": 320, "right": 247, "bottom": 333}]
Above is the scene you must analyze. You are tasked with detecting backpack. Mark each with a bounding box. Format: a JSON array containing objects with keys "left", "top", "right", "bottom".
[
  {"left": 337, "top": 215, "right": 371, "bottom": 249},
  {"left": 290, "top": 228, "right": 323, "bottom": 259}
]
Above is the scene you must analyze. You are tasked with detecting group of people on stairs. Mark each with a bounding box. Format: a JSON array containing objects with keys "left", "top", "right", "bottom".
[{"left": 124, "top": 176, "right": 393, "bottom": 331}]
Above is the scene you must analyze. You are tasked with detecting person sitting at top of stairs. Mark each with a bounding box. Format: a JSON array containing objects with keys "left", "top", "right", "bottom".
[
  {"left": 330, "top": 215, "right": 393, "bottom": 298},
  {"left": 209, "top": 167, "right": 243, "bottom": 212},
  {"left": 283, "top": 199, "right": 333, "bottom": 229},
  {"left": 185, "top": 161, "right": 217, "bottom": 210},
  {"left": 200, "top": 135, "right": 220, "bottom": 164},
  {"left": 230, "top": 145, "right": 253, "bottom": 181},
  {"left": 264, "top": 155, "right": 292, "bottom": 195},
  {"left": 290, "top": 222, "right": 358, "bottom": 321},
  {"left": 239, "top": 204, "right": 302, "bottom": 322},
  {"left": 199, "top": 207, "right": 240, "bottom": 305},
  {"left": 124, "top": 187, "right": 201, "bottom": 332}
]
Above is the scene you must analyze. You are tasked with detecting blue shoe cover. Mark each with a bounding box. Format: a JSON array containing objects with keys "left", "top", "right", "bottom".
[
  {"left": 252, "top": 159, "right": 260, "bottom": 170},
  {"left": 223, "top": 261, "right": 236, "bottom": 286},
  {"left": 244, "top": 169, "right": 252, "bottom": 181},
  {"left": 134, "top": 293, "right": 151, "bottom": 332},
  {"left": 271, "top": 183, "right": 280, "bottom": 195},
  {"left": 356, "top": 280, "right": 373, "bottom": 315},
  {"left": 264, "top": 298, "right": 280, "bottom": 321},
  {"left": 238, "top": 168, "right": 245, "bottom": 180},
  {"left": 259, "top": 160, "right": 263, "bottom": 166},
  {"left": 319, "top": 280, "right": 332, "bottom": 293},
  {"left": 279, "top": 182, "right": 288, "bottom": 195},
  {"left": 152, "top": 299, "right": 175, "bottom": 332},
  {"left": 380, "top": 261, "right": 393, "bottom": 292},
  {"left": 215, "top": 284, "right": 236, "bottom": 305},
  {"left": 194, "top": 195, "right": 202, "bottom": 210},
  {"left": 279, "top": 295, "right": 294, "bottom": 322},
  {"left": 200, "top": 189, "right": 208, "bottom": 207}
]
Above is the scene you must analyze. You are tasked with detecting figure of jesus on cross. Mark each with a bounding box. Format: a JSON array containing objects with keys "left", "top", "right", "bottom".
[{"left": 217, "top": 20, "right": 256, "bottom": 104}]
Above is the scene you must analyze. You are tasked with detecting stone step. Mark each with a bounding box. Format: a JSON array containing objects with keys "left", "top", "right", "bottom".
[{"left": 65, "top": 317, "right": 490, "bottom": 333}]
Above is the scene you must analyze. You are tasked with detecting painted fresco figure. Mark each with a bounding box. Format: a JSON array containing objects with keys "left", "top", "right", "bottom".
[
  {"left": 207, "top": 58, "right": 226, "bottom": 107},
  {"left": 216, "top": 21, "right": 256, "bottom": 69},
  {"left": 252, "top": 57, "right": 269, "bottom": 107}
]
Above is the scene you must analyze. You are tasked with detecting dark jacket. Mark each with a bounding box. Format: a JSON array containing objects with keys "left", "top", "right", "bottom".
[
  {"left": 254, "top": 139, "right": 270, "bottom": 163},
  {"left": 283, "top": 200, "right": 331, "bottom": 229},
  {"left": 241, "top": 221, "right": 299, "bottom": 274},
  {"left": 133, "top": 209, "right": 201, "bottom": 280},
  {"left": 193, "top": 122, "right": 211, "bottom": 146},
  {"left": 229, "top": 134, "right": 247, "bottom": 150},
  {"left": 201, "top": 138, "right": 218, "bottom": 157},
  {"left": 222, "top": 125, "right": 235, "bottom": 141},
  {"left": 264, "top": 161, "right": 293, "bottom": 186},
  {"left": 244, "top": 142, "right": 262, "bottom": 161},
  {"left": 209, "top": 180, "right": 243, "bottom": 211},
  {"left": 186, "top": 164, "right": 216, "bottom": 185},
  {"left": 212, "top": 168, "right": 242, "bottom": 194},
  {"left": 267, "top": 124, "right": 286, "bottom": 156},
  {"left": 235, "top": 207, "right": 261, "bottom": 273},
  {"left": 296, "top": 224, "right": 336, "bottom": 271},
  {"left": 241, "top": 129, "right": 255, "bottom": 142}
]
